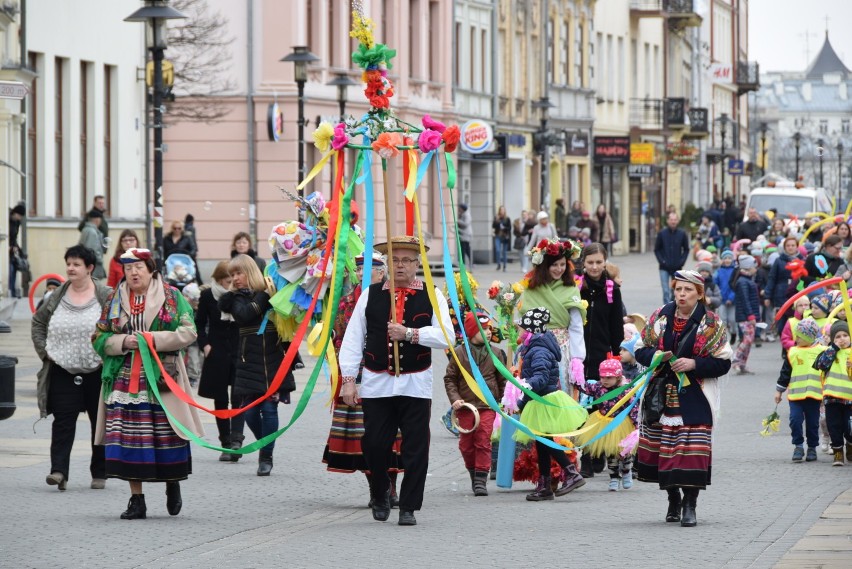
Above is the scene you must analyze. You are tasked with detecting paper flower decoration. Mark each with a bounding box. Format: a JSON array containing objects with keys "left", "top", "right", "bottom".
[
  {"left": 442, "top": 125, "right": 461, "bottom": 153},
  {"left": 418, "top": 130, "right": 443, "bottom": 153},
  {"left": 372, "top": 132, "right": 400, "bottom": 159},
  {"left": 760, "top": 406, "right": 781, "bottom": 436},
  {"left": 422, "top": 115, "right": 446, "bottom": 133},
  {"left": 332, "top": 123, "right": 349, "bottom": 150},
  {"left": 312, "top": 122, "right": 334, "bottom": 153}
]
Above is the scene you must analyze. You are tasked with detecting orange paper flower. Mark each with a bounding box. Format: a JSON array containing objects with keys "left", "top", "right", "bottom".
[
  {"left": 442, "top": 125, "right": 461, "bottom": 153},
  {"left": 372, "top": 132, "right": 400, "bottom": 159}
]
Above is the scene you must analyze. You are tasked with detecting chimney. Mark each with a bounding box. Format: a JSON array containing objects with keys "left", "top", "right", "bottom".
[
  {"left": 802, "top": 82, "right": 812, "bottom": 102},
  {"left": 840, "top": 82, "right": 848, "bottom": 100}
]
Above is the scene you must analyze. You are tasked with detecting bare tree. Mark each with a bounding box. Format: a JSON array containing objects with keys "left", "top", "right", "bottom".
[{"left": 165, "top": 0, "right": 235, "bottom": 123}]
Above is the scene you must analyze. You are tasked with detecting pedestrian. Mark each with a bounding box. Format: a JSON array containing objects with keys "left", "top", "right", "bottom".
[
  {"left": 443, "top": 311, "right": 507, "bottom": 496},
  {"left": 576, "top": 210, "right": 599, "bottom": 242},
  {"left": 735, "top": 208, "right": 768, "bottom": 242},
  {"left": 492, "top": 205, "right": 512, "bottom": 271},
  {"left": 595, "top": 204, "right": 616, "bottom": 254},
  {"left": 765, "top": 236, "right": 804, "bottom": 339},
  {"left": 323, "top": 252, "right": 403, "bottom": 507},
  {"left": 457, "top": 203, "right": 473, "bottom": 268},
  {"left": 512, "top": 306, "right": 588, "bottom": 501},
  {"left": 195, "top": 261, "right": 239, "bottom": 462},
  {"left": 32, "top": 245, "right": 112, "bottom": 492},
  {"left": 714, "top": 250, "right": 738, "bottom": 344},
  {"left": 809, "top": 293, "right": 834, "bottom": 335},
  {"left": 619, "top": 334, "right": 645, "bottom": 381},
  {"left": 77, "top": 195, "right": 109, "bottom": 241},
  {"left": 164, "top": 220, "right": 197, "bottom": 260},
  {"left": 697, "top": 261, "right": 721, "bottom": 310},
  {"left": 635, "top": 270, "right": 732, "bottom": 527},
  {"left": 567, "top": 201, "right": 584, "bottom": 233},
  {"left": 218, "top": 254, "right": 296, "bottom": 476},
  {"left": 35, "top": 277, "right": 63, "bottom": 311},
  {"left": 731, "top": 255, "right": 760, "bottom": 374},
  {"left": 812, "top": 320, "right": 852, "bottom": 466},
  {"left": 78, "top": 209, "right": 106, "bottom": 279},
  {"left": 8, "top": 203, "right": 25, "bottom": 297},
  {"left": 523, "top": 212, "right": 558, "bottom": 268},
  {"left": 774, "top": 317, "right": 824, "bottom": 463},
  {"left": 519, "top": 211, "right": 537, "bottom": 273},
  {"left": 338, "top": 235, "right": 453, "bottom": 526},
  {"left": 654, "top": 212, "right": 690, "bottom": 304},
  {"left": 230, "top": 231, "right": 266, "bottom": 273},
  {"left": 780, "top": 296, "right": 812, "bottom": 356},
  {"left": 107, "top": 230, "right": 140, "bottom": 288},
  {"left": 92, "top": 248, "right": 204, "bottom": 520},
  {"left": 554, "top": 199, "right": 566, "bottom": 237},
  {"left": 574, "top": 357, "right": 639, "bottom": 491},
  {"left": 803, "top": 235, "right": 844, "bottom": 287}
]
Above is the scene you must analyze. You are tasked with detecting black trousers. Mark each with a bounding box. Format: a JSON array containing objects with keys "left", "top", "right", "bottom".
[
  {"left": 361, "top": 396, "right": 431, "bottom": 511},
  {"left": 48, "top": 366, "right": 105, "bottom": 480},
  {"left": 825, "top": 402, "right": 852, "bottom": 449},
  {"left": 535, "top": 439, "right": 568, "bottom": 475}
]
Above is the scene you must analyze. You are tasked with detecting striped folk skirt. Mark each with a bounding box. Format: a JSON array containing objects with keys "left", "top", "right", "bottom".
[
  {"left": 322, "top": 399, "right": 402, "bottom": 473},
  {"left": 104, "top": 366, "right": 191, "bottom": 482},
  {"left": 636, "top": 421, "right": 712, "bottom": 489}
]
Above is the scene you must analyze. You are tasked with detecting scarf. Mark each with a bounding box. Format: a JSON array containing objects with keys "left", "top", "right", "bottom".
[
  {"left": 212, "top": 281, "right": 234, "bottom": 321},
  {"left": 520, "top": 281, "right": 586, "bottom": 329}
]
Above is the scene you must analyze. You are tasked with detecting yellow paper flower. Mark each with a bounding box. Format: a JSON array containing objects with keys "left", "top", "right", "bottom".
[
  {"left": 312, "top": 122, "right": 334, "bottom": 153},
  {"left": 349, "top": 10, "right": 375, "bottom": 49},
  {"left": 512, "top": 281, "right": 525, "bottom": 295}
]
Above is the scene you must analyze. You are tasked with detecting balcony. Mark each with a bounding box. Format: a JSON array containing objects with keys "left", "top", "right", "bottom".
[
  {"left": 737, "top": 60, "right": 760, "bottom": 95},
  {"left": 630, "top": 0, "right": 665, "bottom": 18},
  {"left": 630, "top": 97, "right": 667, "bottom": 133},
  {"left": 666, "top": 0, "right": 702, "bottom": 28},
  {"left": 683, "top": 108, "right": 709, "bottom": 139},
  {"left": 665, "top": 98, "right": 687, "bottom": 129}
]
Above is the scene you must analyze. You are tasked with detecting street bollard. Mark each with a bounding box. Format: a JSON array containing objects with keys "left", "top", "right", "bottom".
[{"left": 0, "top": 355, "right": 18, "bottom": 420}]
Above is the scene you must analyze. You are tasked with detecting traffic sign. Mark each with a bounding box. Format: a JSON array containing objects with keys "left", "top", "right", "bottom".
[{"left": 0, "top": 81, "right": 29, "bottom": 100}]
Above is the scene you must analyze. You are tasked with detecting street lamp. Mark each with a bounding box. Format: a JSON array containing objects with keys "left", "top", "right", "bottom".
[
  {"left": 716, "top": 113, "right": 729, "bottom": 198},
  {"left": 532, "top": 96, "right": 555, "bottom": 210},
  {"left": 837, "top": 142, "right": 844, "bottom": 200},
  {"left": 326, "top": 72, "right": 358, "bottom": 123},
  {"left": 817, "top": 138, "right": 825, "bottom": 187},
  {"left": 125, "top": 0, "right": 187, "bottom": 267},
  {"left": 281, "top": 46, "right": 320, "bottom": 201},
  {"left": 793, "top": 131, "right": 802, "bottom": 181},
  {"left": 759, "top": 122, "right": 768, "bottom": 178}
]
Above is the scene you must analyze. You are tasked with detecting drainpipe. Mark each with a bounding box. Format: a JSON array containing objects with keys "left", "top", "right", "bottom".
[
  {"left": 246, "top": 0, "right": 258, "bottom": 244},
  {"left": 19, "top": 0, "right": 28, "bottom": 252}
]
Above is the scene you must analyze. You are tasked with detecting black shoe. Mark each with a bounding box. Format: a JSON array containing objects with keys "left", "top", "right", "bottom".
[
  {"left": 166, "top": 482, "right": 182, "bottom": 516},
  {"left": 579, "top": 454, "right": 594, "bottom": 478},
  {"left": 591, "top": 455, "right": 606, "bottom": 474},
  {"left": 680, "top": 488, "right": 699, "bottom": 527},
  {"left": 257, "top": 456, "right": 273, "bottom": 476},
  {"left": 120, "top": 494, "right": 147, "bottom": 520},
  {"left": 473, "top": 471, "right": 489, "bottom": 497},
  {"left": 230, "top": 434, "right": 245, "bottom": 462},
  {"left": 398, "top": 510, "right": 417, "bottom": 526},
  {"left": 666, "top": 489, "right": 681, "bottom": 523},
  {"left": 371, "top": 490, "right": 391, "bottom": 522}
]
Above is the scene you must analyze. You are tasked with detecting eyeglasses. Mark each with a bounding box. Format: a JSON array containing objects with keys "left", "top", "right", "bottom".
[
  {"left": 121, "top": 237, "right": 136, "bottom": 243},
  {"left": 391, "top": 257, "right": 418, "bottom": 266}
]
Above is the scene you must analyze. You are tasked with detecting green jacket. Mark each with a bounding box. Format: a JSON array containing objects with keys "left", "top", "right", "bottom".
[{"left": 31, "top": 280, "right": 113, "bottom": 417}]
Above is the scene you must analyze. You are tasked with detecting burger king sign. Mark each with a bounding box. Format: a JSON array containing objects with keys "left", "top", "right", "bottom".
[{"left": 460, "top": 120, "right": 494, "bottom": 154}]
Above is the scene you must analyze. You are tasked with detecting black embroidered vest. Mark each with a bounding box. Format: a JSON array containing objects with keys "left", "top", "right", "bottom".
[{"left": 363, "top": 282, "right": 434, "bottom": 374}]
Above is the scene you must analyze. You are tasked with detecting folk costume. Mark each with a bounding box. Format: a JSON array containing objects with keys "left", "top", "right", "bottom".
[
  {"left": 635, "top": 270, "right": 732, "bottom": 526},
  {"left": 93, "top": 252, "right": 203, "bottom": 484},
  {"left": 338, "top": 236, "right": 453, "bottom": 518}
]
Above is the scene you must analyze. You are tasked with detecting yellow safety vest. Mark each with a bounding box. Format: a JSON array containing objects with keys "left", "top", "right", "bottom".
[
  {"left": 813, "top": 316, "right": 835, "bottom": 341},
  {"left": 824, "top": 348, "right": 852, "bottom": 401},
  {"left": 787, "top": 345, "right": 824, "bottom": 401}
]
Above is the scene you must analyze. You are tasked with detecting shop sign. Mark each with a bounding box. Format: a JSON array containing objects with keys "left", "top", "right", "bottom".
[
  {"left": 728, "top": 159, "right": 744, "bottom": 175},
  {"left": 709, "top": 63, "right": 733, "bottom": 84},
  {"left": 469, "top": 135, "right": 508, "bottom": 161},
  {"left": 630, "top": 143, "right": 655, "bottom": 165},
  {"left": 628, "top": 165, "right": 654, "bottom": 178},
  {"left": 267, "top": 102, "right": 284, "bottom": 142},
  {"left": 460, "top": 120, "right": 494, "bottom": 154},
  {"left": 593, "top": 136, "right": 630, "bottom": 164},
  {"left": 565, "top": 132, "right": 589, "bottom": 157}
]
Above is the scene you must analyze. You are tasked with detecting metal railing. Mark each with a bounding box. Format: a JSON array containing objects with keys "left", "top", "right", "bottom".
[
  {"left": 630, "top": 98, "right": 665, "bottom": 131},
  {"left": 737, "top": 61, "right": 760, "bottom": 86}
]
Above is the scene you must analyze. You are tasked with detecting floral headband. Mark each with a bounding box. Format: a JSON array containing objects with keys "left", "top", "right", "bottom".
[{"left": 528, "top": 239, "right": 582, "bottom": 266}]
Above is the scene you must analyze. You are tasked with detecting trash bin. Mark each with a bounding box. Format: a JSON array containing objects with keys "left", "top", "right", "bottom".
[{"left": 0, "top": 355, "right": 18, "bottom": 420}]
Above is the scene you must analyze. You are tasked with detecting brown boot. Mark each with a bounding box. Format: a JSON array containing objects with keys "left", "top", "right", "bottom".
[
  {"left": 554, "top": 463, "right": 586, "bottom": 497},
  {"left": 473, "top": 471, "right": 489, "bottom": 496},
  {"left": 525, "top": 475, "right": 554, "bottom": 501}
]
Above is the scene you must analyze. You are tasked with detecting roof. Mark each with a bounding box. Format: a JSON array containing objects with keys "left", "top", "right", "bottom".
[
  {"left": 755, "top": 79, "right": 852, "bottom": 114},
  {"left": 805, "top": 32, "right": 850, "bottom": 80}
]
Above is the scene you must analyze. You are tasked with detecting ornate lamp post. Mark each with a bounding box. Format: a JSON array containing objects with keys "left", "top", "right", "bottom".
[
  {"left": 125, "top": 0, "right": 187, "bottom": 267},
  {"left": 838, "top": 142, "right": 844, "bottom": 200},
  {"left": 532, "top": 96, "right": 555, "bottom": 210},
  {"left": 716, "top": 113, "right": 729, "bottom": 198},
  {"left": 327, "top": 72, "right": 359, "bottom": 123},
  {"left": 817, "top": 138, "right": 825, "bottom": 187},
  {"left": 759, "top": 122, "right": 768, "bottom": 178},
  {"left": 281, "top": 46, "right": 320, "bottom": 200},
  {"left": 793, "top": 131, "right": 802, "bottom": 181}
]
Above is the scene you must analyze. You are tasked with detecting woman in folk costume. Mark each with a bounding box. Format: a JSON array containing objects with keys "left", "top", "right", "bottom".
[
  {"left": 93, "top": 249, "right": 204, "bottom": 520},
  {"left": 634, "top": 270, "right": 732, "bottom": 528},
  {"left": 322, "top": 252, "right": 403, "bottom": 507},
  {"left": 519, "top": 239, "right": 586, "bottom": 396}
]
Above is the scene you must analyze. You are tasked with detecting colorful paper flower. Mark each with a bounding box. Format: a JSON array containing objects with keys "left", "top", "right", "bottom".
[
  {"left": 372, "top": 132, "right": 400, "bottom": 159},
  {"left": 418, "top": 129, "right": 443, "bottom": 153},
  {"left": 312, "top": 122, "right": 334, "bottom": 153},
  {"left": 332, "top": 123, "right": 349, "bottom": 150},
  {"left": 422, "top": 114, "right": 446, "bottom": 133},
  {"left": 369, "top": 94, "right": 390, "bottom": 109},
  {"left": 442, "top": 125, "right": 460, "bottom": 153}
]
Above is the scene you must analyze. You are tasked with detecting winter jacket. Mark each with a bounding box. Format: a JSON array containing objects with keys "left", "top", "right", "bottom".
[
  {"left": 78, "top": 222, "right": 106, "bottom": 278},
  {"left": 164, "top": 234, "right": 197, "bottom": 258},
  {"left": 492, "top": 215, "right": 512, "bottom": 242},
  {"left": 457, "top": 209, "right": 473, "bottom": 242},
  {"left": 517, "top": 331, "right": 562, "bottom": 409},
  {"left": 218, "top": 289, "right": 294, "bottom": 397},
  {"left": 803, "top": 251, "right": 844, "bottom": 286},
  {"left": 581, "top": 276, "right": 625, "bottom": 380},
  {"left": 654, "top": 226, "right": 690, "bottom": 274},
  {"left": 714, "top": 265, "right": 736, "bottom": 303},
  {"left": 703, "top": 276, "right": 721, "bottom": 309},
  {"left": 195, "top": 287, "right": 239, "bottom": 399},
  {"left": 106, "top": 257, "right": 124, "bottom": 289},
  {"left": 764, "top": 252, "right": 803, "bottom": 307},
  {"left": 735, "top": 219, "right": 768, "bottom": 242},
  {"left": 597, "top": 213, "right": 616, "bottom": 244},
  {"left": 444, "top": 343, "right": 508, "bottom": 409},
  {"left": 734, "top": 273, "right": 760, "bottom": 322},
  {"left": 524, "top": 223, "right": 558, "bottom": 253}
]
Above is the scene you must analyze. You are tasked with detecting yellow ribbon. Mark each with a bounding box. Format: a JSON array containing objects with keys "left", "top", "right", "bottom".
[
  {"left": 296, "top": 150, "right": 335, "bottom": 190},
  {"left": 404, "top": 150, "right": 418, "bottom": 199}
]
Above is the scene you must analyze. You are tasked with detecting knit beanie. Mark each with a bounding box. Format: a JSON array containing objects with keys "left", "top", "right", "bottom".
[
  {"left": 738, "top": 255, "right": 756, "bottom": 270},
  {"left": 464, "top": 311, "right": 491, "bottom": 339},
  {"left": 721, "top": 250, "right": 734, "bottom": 260},
  {"left": 696, "top": 261, "right": 713, "bottom": 274},
  {"left": 811, "top": 293, "right": 831, "bottom": 315},
  {"left": 828, "top": 290, "right": 844, "bottom": 312},
  {"left": 794, "top": 317, "right": 820, "bottom": 343},
  {"left": 696, "top": 249, "right": 713, "bottom": 263},
  {"left": 519, "top": 306, "right": 550, "bottom": 334},
  {"left": 830, "top": 320, "right": 850, "bottom": 343},
  {"left": 599, "top": 357, "right": 623, "bottom": 377},
  {"left": 620, "top": 334, "right": 639, "bottom": 357}
]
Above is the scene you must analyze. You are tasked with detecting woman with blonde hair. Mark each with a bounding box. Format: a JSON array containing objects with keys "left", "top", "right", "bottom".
[{"left": 218, "top": 254, "right": 295, "bottom": 476}]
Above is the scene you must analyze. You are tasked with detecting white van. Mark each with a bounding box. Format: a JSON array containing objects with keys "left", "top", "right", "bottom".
[{"left": 745, "top": 183, "right": 832, "bottom": 220}]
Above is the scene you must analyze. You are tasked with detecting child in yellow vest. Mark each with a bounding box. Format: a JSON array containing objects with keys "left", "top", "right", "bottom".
[
  {"left": 774, "top": 317, "right": 825, "bottom": 462},
  {"left": 809, "top": 294, "right": 835, "bottom": 344},
  {"left": 813, "top": 321, "right": 852, "bottom": 466}
]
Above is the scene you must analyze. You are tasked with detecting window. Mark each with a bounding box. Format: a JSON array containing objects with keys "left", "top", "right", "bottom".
[
  {"left": 631, "top": 39, "right": 638, "bottom": 98},
  {"left": 80, "top": 61, "right": 89, "bottom": 215},
  {"left": 54, "top": 57, "right": 64, "bottom": 217},
  {"left": 430, "top": 1, "right": 440, "bottom": 81},
  {"left": 409, "top": 0, "right": 420, "bottom": 78},
  {"left": 843, "top": 119, "right": 850, "bottom": 134},
  {"left": 820, "top": 120, "right": 829, "bottom": 134},
  {"left": 561, "top": 19, "right": 569, "bottom": 85},
  {"left": 27, "top": 52, "right": 38, "bottom": 216},
  {"left": 575, "top": 19, "right": 584, "bottom": 87},
  {"left": 617, "top": 37, "right": 624, "bottom": 102},
  {"left": 104, "top": 65, "right": 114, "bottom": 211},
  {"left": 454, "top": 22, "right": 461, "bottom": 86},
  {"left": 481, "top": 28, "right": 487, "bottom": 91},
  {"left": 470, "top": 26, "right": 476, "bottom": 89},
  {"left": 606, "top": 35, "right": 613, "bottom": 100},
  {"left": 546, "top": 17, "right": 554, "bottom": 85}
]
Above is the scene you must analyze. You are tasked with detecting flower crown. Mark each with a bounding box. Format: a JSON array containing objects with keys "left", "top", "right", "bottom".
[{"left": 528, "top": 239, "right": 582, "bottom": 266}]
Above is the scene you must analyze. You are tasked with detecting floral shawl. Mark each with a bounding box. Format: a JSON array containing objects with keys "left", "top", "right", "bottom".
[
  {"left": 641, "top": 303, "right": 730, "bottom": 360},
  {"left": 520, "top": 281, "right": 586, "bottom": 329}
]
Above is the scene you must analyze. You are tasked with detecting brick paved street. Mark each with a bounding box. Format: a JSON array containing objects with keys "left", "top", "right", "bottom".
[{"left": 1, "top": 252, "right": 850, "bottom": 569}]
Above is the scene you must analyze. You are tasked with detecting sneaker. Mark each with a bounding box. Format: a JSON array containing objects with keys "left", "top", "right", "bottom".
[
  {"left": 820, "top": 439, "right": 832, "bottom": 454},
  {"left": 833, "top": 450, "right": 844, "bottom": 466},
  {"left": 621, "top": 470, "right": 633, "bottom": 489},
  {"left": 441, "top": 409, "right": 459, "bottom": 437},
  {"left": 792, "top": 446, "right": 805, "bottom": 462},
  {"left": 608, "top": 478, "right": 619, "bottom": 492},
  {"left": 806, "top": 447, "right": 818, "bottom": 462}
]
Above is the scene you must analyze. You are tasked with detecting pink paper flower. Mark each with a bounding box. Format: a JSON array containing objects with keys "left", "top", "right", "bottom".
[
  {"left": 332, "top": 123, "right": 349, "bottom": 151},
  {"left": 418, "top": 129, "right": 443, "bottom": 153},
  {"left": 422, "top": 114, "right": 446, "bottom": 133}
]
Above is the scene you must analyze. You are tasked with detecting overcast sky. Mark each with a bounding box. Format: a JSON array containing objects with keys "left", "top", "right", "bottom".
[{"left": 749, "top": 0, "right": 852, "bottom": 73}]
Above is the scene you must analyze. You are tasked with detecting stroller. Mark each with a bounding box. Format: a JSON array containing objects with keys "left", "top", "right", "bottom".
[{"left": 164, "top": 252, "right": 197, "bottom": 292}]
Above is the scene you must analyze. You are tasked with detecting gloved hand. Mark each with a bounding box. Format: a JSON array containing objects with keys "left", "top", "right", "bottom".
[{"left": 571, "top": 358, "right": 586, "bottom": 388}]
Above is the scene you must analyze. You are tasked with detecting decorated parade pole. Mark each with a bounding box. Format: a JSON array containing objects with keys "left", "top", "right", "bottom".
[{"left": 382, "top": 157, "right": 400, "bottom": 375}]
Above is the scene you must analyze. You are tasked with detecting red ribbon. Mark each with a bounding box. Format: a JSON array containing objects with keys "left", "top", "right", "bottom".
[{"left": 129, "top": 350, "right": 142, "bottom": 394}]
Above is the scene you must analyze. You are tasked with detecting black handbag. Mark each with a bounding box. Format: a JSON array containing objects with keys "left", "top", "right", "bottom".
[{"left": 642, "top": 320, "right": 698, "bottom": 424}]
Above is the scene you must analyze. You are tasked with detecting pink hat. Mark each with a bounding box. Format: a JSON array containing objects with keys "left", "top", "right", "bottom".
[{"left": 599, "top": 356, "right": 623, "bottom": 377}]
